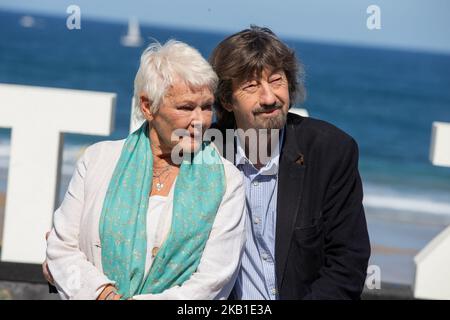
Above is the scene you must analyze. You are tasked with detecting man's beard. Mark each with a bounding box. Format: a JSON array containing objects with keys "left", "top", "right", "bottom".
[{"left": 253, "top": 106, "right": 287, "bottom": 129}]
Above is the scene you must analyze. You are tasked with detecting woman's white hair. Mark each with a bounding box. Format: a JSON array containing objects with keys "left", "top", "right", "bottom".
[{"left": 133, "top": 40, "right": 218, "bottom": 124}]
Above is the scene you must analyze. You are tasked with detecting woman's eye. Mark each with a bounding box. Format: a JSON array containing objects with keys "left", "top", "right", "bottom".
[
  {"left": 178, "top": 105, "right": 193, "bottom": 110},
  {"left": 202, "top": 104, "right": 213, "bottom": 111}
]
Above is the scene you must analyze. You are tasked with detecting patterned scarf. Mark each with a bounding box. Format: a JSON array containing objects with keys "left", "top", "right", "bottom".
[{"left": 99, "top": 122, "right": 225, "bottom": 298}]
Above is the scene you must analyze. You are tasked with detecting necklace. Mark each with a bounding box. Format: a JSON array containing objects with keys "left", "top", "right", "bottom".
[{"left": 153, "top": 164, "right": 172, "bottom": 191}]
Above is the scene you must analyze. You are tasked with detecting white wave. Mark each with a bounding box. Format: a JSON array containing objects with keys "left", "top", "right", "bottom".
[
  {"left": 364, "top": 194, "right": 450, "bottom": 216},
  {"left": 0, "top": 141, "right": 11, "bottom": 171},
  {"left": 363, "top": 180, "right": 450, "bottom": 216},
  {"left": 0, "top": 140, "right": 10, "bottom": 157}
]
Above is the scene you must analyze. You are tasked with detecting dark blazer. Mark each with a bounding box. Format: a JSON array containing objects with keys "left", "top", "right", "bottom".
[{"left": 216, "top": 112, "right": 371, "bottom": 300}]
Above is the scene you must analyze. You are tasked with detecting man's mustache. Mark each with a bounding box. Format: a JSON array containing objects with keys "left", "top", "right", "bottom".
[{"left": 253, "top": 103, "right": 283, "bottom": 114}]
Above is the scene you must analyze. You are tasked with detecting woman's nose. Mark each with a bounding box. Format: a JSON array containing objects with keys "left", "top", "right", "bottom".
[{"left": 191, "top": 107, "right": 204, "bottom": 127}]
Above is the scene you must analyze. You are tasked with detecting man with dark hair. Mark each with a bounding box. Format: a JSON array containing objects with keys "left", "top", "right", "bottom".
[{"left": 210, "top": 26, "right": 371, "bottom": 300}]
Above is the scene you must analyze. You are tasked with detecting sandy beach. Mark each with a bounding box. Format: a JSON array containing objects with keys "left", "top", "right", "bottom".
[{"left": 366, "top": 210, "right": 449, "bottom": 286}]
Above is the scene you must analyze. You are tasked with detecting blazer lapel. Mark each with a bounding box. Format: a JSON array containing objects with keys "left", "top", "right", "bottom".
[{"left": 275, "top": 115, "right": 306, "bottom": 290}]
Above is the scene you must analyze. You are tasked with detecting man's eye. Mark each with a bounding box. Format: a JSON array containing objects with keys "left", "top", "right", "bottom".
[
  {"left": 202, "top": 104, "right": 213, "bottom": 111},
  {"left": 243, "top": 83, "right": 258, "bottom": 90},
  {"left": 270, "top": 77, "right": 282, "bottom": 83}
]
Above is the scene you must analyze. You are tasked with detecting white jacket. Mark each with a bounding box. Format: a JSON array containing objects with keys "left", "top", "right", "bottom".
[{"left": 46, "top": 139, "right": 246, "bottom": 300}]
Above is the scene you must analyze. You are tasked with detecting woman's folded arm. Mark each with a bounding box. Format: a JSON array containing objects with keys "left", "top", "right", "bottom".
[{"left": 46, "top": 146, "right": 115, "bottom": 300}]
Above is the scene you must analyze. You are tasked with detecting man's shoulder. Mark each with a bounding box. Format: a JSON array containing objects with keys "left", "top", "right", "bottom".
[
  {"left": 284, "top": 114, "right": 360, "bottom": 175},
  {"left": 286, "top": 112, "right": 356, "bottom": 149}
]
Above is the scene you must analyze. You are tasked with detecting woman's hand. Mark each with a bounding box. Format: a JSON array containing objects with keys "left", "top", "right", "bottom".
[
  {"left": 97, "top": 284, "right": 122, "bottom": 300},
  {"left": 42, "top": 231, "right": 55, "bottom": 285},
  {"left": 45, "top": 230, "right": 122, "bottom": 300}
]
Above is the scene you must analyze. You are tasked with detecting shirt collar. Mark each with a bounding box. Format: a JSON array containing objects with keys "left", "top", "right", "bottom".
[{"left": 235, "top": 128, "right": 285, "bottom": 176}]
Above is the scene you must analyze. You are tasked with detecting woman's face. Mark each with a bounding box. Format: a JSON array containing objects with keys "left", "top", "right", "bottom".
[{"left": 143, "top": 80, "right": 214, "bottom": 155}]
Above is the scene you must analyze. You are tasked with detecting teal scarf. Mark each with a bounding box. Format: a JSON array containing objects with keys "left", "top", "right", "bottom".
[{"left": 99, "top": 122, "right": 225, "bottom": 299}]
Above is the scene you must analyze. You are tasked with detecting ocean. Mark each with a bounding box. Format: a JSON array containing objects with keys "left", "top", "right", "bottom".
[{"left": 1, "top": 10, "right": 450, "bottom": 283}]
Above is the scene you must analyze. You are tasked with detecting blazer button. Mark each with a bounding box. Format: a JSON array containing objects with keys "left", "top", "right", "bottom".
[{"left": 152, "top": 247, "right": 159, "bottom": 257}]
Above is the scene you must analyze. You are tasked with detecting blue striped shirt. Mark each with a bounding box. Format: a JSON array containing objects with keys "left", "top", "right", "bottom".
[{"left": 232, "top": 130, "right": 284, "bottom": 300}]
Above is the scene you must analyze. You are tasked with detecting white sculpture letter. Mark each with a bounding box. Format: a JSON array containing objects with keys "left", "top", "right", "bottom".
[{"left": 0, "top": 84, "right": 115, "bottom": 264}]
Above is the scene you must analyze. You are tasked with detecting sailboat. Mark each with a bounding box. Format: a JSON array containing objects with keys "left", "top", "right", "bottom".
[
  {"left": 121, "top": 18, "right": 143, "bottom": 47},
  {"left": 19, "top": 15, "right": 36, "bottom": 28}
]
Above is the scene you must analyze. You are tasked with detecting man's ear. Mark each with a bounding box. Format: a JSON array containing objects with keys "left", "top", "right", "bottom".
[
  {"left": 140, "top": 95, "right": 154, "bottom": 120},
  {"left": 220, "top": 98, "right": 234, "bottom": 113}
]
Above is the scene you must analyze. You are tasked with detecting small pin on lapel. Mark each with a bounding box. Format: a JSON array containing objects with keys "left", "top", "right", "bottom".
[{"left": 295, "top": 153, "right": 305, "bottom": 166}]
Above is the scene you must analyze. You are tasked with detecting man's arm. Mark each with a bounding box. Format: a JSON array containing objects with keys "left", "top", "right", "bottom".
[{"left": 304, "top": 137, "right": 371, "bottom": 299}]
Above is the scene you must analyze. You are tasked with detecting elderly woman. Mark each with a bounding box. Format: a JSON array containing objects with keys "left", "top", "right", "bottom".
[{"left": 45, "top": 40, "right": 246, "bottom": 300}]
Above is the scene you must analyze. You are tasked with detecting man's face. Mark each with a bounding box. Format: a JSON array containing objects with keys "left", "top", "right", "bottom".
[{"left": 228, "top": 68, "right": 290, "bottom": 131}]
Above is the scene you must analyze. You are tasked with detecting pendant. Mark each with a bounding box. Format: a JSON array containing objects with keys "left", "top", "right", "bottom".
[{"left": 156, "top": 182, "right": 163, "bottom": 191}]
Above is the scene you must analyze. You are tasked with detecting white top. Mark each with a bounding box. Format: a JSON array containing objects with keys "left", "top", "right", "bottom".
[
  {"left": 145, "top": 195, "right": 167, "bottom": 276},
  {"left": 46, "top": 139, "right": 246, "bottom": 300}
]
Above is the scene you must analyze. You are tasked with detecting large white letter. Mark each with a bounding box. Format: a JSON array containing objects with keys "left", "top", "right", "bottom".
[
  {"left": 429, "top": 122, "right": 450, "bottom": 167},
  {"left": 0, "top": 84, "right": 115, "bottom": 264},
  {"left": 413, "top": 121, "right": 450, "bottom": 299}
]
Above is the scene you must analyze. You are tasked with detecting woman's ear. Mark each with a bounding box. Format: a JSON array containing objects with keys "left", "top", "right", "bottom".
[{"left": 140, "top": 95, "right": 154, "bottom": 121}]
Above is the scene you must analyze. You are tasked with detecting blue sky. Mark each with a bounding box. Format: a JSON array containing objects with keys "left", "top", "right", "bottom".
[{"left": 1, "top": 0, "right": 449, "bottom": 54}]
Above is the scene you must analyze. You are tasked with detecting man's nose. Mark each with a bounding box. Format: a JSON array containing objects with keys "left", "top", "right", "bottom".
[{"left": 259, "top": 82, "right": 277, "bottom": 106}]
